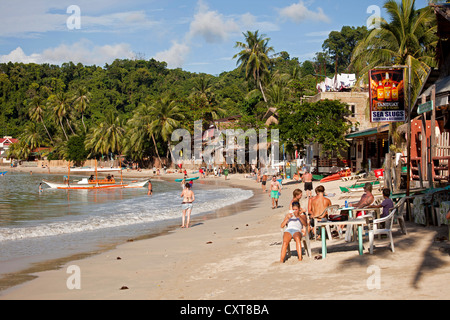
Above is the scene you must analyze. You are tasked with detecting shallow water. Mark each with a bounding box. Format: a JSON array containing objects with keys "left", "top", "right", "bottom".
[{"left": 0, "top": 172, "right": 253, "bottom": 277}]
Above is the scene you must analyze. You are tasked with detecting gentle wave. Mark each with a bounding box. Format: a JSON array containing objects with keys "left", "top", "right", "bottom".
[{"left": 0, "top": 188, "right": 253, "bottom": 241}]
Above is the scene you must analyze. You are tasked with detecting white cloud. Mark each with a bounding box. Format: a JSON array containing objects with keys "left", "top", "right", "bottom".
[
  {"left": 278, "top": 1, "right": 330, "bottom": 24},
  {"left": 153, "top": 41, "right": 191, "bottom": 69},
  {"left": 0, "top": 40, "right": 134, "bottom": 65},
  {"left": 187, "top": 0, "right": 239, "bottom": 43}
]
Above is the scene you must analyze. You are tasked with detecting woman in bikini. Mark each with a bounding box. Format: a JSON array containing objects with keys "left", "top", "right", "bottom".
[{"left": 181, "top": 183, "right": 195, "bottom": 228}]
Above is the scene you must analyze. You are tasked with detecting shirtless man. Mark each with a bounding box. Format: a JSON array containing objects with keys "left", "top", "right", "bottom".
[
  {"left": 181, "top": 183, "right": 195, "bottom": 228},
  {"left": 261, "top": 174, "right": 268, "bottom": 192},
  {"left": 308, "top": 185, "right": 332, "bottom": 237},
  {"left": 270, "top": 175, "right": 282, "bottom": 209},
  {"left": 303, "top": 170, "right": 313, "bottom": 198},
  {"left": 308, "top": 185, "right": 332, "bottom": 220}
]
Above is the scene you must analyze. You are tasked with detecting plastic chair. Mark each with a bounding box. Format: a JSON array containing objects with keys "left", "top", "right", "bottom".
[
  {"left": 368, "top": 207, "right": 398, "bottom": 254},
  {"left": 313, "top": 205, "right": 339, "bottom": 241},
  {"left": 282, "top": 227, "right": 312, "bottom": 259},
  {"left": 394, "top": 196, "right": 409, "bottom": 234}
]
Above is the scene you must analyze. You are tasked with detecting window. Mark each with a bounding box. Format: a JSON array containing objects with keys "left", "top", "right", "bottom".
[{"left": 349, "top": 104, "right": 356, "bottom": 117}]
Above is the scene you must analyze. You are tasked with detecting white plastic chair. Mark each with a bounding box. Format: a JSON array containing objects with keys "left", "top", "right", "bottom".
[
  {"left": 282, "top": 227, "right": 312, "bottom": 259},
  {"left": 313, "top": 205, "right": 339, "bottom": 241},
  {"left": 368, "top": 207, "right": 398, "bottom": 254}
]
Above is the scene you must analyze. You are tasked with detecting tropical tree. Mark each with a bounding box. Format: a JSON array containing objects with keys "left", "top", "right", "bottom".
[
  {"left": 48, "top": 92, "right": 74, "bottom": 141},
  {"left": 72, "top": 86, "right": 91, "bottom": 132},
  {"left": 148, "top": 97, "right": 185, "bottom": 160},
  {"left": 234, "top": 30, "right": 274, "bottom": 102},
  {"left": 28, "top": 96, "right": 53, "bottom": 143},
  {"left": 85, "top": 111, "right": 125, "bottom": 158},
  {"left": 351, "top": 0, "right": 437, "bottom": 189},
  {"left": 351, "top": 0, "right": 437, "bottom": 106},
  {"left": 190, "top": 74, "right": 225, "bottom": 127}
]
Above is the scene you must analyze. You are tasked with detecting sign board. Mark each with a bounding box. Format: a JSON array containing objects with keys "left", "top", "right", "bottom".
[
  {"left": 369, "top": 69, "right": 405, "bottom": 122},
  {"left": 417, "top": 101, "right": 433, "bottom": 114}
]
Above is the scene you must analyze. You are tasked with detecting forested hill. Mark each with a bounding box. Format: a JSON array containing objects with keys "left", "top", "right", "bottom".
[{"left": 0, "top": 58, "right": 250, "bottom": 137}]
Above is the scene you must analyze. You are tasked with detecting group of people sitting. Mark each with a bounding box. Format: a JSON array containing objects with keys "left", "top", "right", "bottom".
[{"left": 280, "top": 182, "right": 394, "bottom": 262}]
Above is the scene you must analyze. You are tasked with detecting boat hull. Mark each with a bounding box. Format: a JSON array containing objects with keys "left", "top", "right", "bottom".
[
  {"left": 320, "top": 169, "right": 351, "bottom": 183},
  {"left": 42, "top": 179, "right": 148, "bottom": 190}
]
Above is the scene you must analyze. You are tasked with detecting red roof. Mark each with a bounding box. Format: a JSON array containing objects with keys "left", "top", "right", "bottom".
[{"left": 0, "top": 138, "right": 18, "bottom": 144}]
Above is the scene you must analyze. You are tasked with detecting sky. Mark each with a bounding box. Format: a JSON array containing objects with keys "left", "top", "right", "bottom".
[{"left": 0, "top": 0, "right": 431, "bottom": 75}]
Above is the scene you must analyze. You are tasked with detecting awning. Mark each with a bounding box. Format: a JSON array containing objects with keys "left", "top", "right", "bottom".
[{"left": 345, "top": 124, "right": 389, "bottom": 139}]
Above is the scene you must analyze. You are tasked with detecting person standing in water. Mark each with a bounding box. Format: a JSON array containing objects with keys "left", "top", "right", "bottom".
[
  {"left": 181, "top": 183, "right": 195, "bottom": 228},
  {"left": 147, "top": 179, "right": 152, "bottom": 196}
]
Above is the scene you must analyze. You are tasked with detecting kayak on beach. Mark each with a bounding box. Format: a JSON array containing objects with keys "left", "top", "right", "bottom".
[{"left": 175, "top": 177, "right": 200, "bottom": 182}]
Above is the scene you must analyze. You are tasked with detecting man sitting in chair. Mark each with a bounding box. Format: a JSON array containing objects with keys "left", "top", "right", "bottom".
[
  {"left": 309, "top": 185, "right": 332, "bottom": 220},
  {"left": 349, "top": 182, "right": 375, "bottom": 217},
  {"left": 308, "top": 185, "right": 332, "bottom": 238}
]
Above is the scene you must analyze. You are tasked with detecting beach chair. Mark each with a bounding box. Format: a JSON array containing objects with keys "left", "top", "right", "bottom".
[
  {"left": 368, "top": 207, "right": 398, "bottom": 254},
  {"left": 313, "top": 205, "right": 339, "bottom": 241},
  {"left": 393, "top": 196, "right": 409, "bottom": 234}
]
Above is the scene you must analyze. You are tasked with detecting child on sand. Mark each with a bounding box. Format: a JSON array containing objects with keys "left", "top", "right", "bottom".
[{"left": 289, "top": 189, "right": 305, "bottom": 213}]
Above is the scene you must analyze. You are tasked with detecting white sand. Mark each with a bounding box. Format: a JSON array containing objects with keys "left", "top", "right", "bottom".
[{"left": 1, "top": 167, "right": 449, "bottom": 300}]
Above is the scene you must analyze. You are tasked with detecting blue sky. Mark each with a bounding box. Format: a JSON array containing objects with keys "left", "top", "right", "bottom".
[{"left": 0, "top": 0, "right": 431, "bottom": 75}]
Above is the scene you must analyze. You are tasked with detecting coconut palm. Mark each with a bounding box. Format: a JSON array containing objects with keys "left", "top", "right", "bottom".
[
  {"left": 351, "top": 0, "right": 437, "bottom": 106},
  {"left": 48, "top": 92, "right": 74, "bottom": 141},
  {"left": 28, "top": 96, "right": 53, "bottom": 143},
  {"left": 85, "top": 111, "right": 125, "bottom": 157},
  {"left": 351, "top": 0, "right": 437, "bottom": 190},
  {"left": 234, "top": 30, "right": 274, "bottom": 102},
  {"left": 73, "top": 86, "right": 91, "bottom": 132}
]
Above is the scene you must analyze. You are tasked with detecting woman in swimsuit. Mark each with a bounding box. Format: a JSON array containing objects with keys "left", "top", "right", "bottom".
[
  {"left": 280, "top": 202, "right": 307, "bottom": 262},
  {"left": 181, "top": 183, "right": 195, "bottom": 228}
]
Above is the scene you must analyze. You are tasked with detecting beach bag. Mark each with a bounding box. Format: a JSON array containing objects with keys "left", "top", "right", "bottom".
[{"left": 328, "top": 214, "right": 348, "bottom": 222}]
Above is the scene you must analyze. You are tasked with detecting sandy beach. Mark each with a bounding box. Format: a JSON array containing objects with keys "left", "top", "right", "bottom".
[{"left": 1, "top": 166, "right": 449, "bottom": 301}]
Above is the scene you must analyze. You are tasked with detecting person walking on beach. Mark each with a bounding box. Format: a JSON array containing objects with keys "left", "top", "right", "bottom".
[
  {"left": 261, "top": 174, "right": 268, "bottom": 192},
  {"left": 280, "top": 202, "right": 307, "bottom": 262},
  {"left": 181, "top": 183, "right": 195, "bottom": 228},
  {"left": 270, "top": 175, "right": 281, "bottom": 209},
  {"left": 303, "top": 170, "right": 313, "bottom": 198}
]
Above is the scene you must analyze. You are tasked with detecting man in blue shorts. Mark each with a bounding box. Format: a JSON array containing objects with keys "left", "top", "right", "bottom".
[{"left": 270, "top": 175, "right": 281, "bottom": 209}]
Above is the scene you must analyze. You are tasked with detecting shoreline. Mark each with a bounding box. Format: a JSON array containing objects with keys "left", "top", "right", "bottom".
[
  {"left": 1, "top": 169, "right": 450, "bottom": 300},
  {"left": 0, "top": 168, "right": 260, "bottom": 294}
]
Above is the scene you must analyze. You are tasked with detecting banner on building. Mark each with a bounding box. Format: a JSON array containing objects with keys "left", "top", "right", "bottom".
[{"left": 369, "top": 69, "right": 405, "bottom": 122}]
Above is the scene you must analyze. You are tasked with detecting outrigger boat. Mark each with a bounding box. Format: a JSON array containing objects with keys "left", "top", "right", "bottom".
[{"left": 42, "top": 161, "right": 149, "bottom": 190}]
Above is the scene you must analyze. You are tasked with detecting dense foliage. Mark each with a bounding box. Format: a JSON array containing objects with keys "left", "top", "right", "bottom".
[{"left": 3, "top": 0, "right": 433, "bottom": 167}]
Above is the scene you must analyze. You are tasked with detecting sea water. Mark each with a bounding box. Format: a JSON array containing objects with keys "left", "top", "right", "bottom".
[{"left": 0, "top": 172, "right": 253, "bottom": 277}]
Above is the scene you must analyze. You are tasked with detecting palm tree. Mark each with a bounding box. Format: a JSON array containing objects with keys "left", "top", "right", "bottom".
[
  {"left": 190, "top": 74, "right": 225, "bottom": 127},
  {"left": 351, "top": 0, "right": 437, "bottom": 189},
  {"left": 85, "top": 111, "right": 125, "bottom": 158},
  {"left": 48, "top": 93, "right": 74, "bottom": 141},
  {"left": 148, "top": 97, "right": 185, "bottom": 161},
  {"left": 28, "top": 96, "right": 53, "bottom": 143},
  {"left": 73, "top": 86, "right": 91, "bottom": 132},
  {"left": 234, "top": 30, "right": 274, "bottom": 102},
  {"left": 351, "top": 0, "right": 437, "bottom": 106},
  {"left": 21, "top": 122, "right": 43, "bottom": 159}
]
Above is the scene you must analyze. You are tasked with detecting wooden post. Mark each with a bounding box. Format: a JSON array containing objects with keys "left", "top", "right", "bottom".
[
  {"left": 421, "top": 95, "right": 427, "bottom": 183},
  {"left": 430, "top": 85, "right": 436, "bottom": 187}
]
